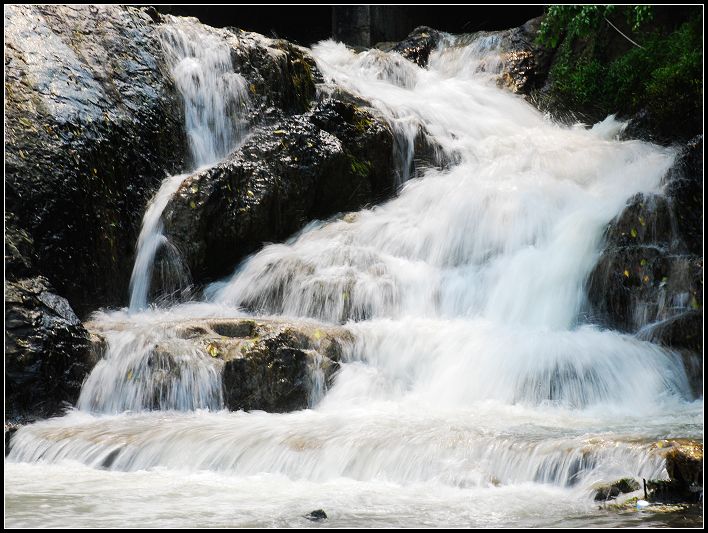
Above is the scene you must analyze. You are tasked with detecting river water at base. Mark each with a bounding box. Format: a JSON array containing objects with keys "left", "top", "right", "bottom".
[
  {"left": 5, "top": 400, "right": 703, "bottom": 528},
  {"left": 5, "top": 402, "right": 703, "bottom": 528}
]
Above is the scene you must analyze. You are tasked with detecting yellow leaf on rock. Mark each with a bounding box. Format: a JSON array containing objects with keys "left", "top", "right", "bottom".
[{"left": 207, "top": 343, "right": 219, "bottom": 358}]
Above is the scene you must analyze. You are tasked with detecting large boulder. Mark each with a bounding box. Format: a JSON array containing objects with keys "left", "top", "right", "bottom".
[
  {"left": 5, "top": 215, "right": 98, "bottom": 423},
  {"left": 162, "top": 96, "right": 395, "bottom": 284},
  {"left": 586, "top": 137, "right": 703, "bottom": 388},
  {"left": 5, "top": 276, "right": 97, "bottom": 422},
  {"left": 87, "top": 317, "right": 351, "bottom": 413},
  {"left": 5, "top": 5, "right": 187, "bottom": 316},
  {"left": 213, "top": 320, "right": 348, "bottom": 412}
]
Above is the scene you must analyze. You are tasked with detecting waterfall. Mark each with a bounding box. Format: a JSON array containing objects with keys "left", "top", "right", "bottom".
[
  {"left": 7, "top": 28, "right": 701, "bottom": 529},
  {"left": 128, "top": 19, "right": 249, "bottom": 311}
]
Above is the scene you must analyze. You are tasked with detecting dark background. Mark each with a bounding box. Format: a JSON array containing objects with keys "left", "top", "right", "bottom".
[{"left": 155, "top": 5, "right": 545, "bottom": 46}]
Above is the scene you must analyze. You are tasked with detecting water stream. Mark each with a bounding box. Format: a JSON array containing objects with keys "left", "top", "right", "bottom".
[
  {"left": 5, "top": 21, "right": 702, "bottom": 529},
  {"left": 128, "top": 18, "right": 249, "bottom": 311}
]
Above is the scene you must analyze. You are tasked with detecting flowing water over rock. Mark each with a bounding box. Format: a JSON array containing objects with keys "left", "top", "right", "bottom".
[
  {"left": 128, "top": 18, "right": 249, "bottom": 311},
  {"left": 6, "top": 23, "right": 702, "bottom": 529}
]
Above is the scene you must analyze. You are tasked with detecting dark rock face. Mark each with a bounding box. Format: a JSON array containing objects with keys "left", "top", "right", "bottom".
[
  {"left": 493, "top": 17, "right": 553, "bottom": 96},
  {"left": 225, "top": 29, "right": 319, "bottom": 119},
  {"left": 222, "top": 335, "right": 310, "bottom": 413},
  {"left": 392, "top": 26, "right": 444, "bottom": 67},
  {"left": 163, "top": 96, "right": 395, "bottom": 284},
  {"left": 5, "top": 4, "right": 187, "bottom": 315},
  {"left": 664, "top": 441, "right": 703, "bottom": 491},
  {"left": 664, "top": 136, "right": 703, "bottom": 256},
  {"left": 586, "top": 137, "right": 703, "bottom": 386},
  {"left": 587, "top": 241, "right": 701, "bottom": 333},
  {"left": 5, "top": 276, "right": 96, "bottom": 421},
  {"left": 215, "top": 320, "right": 345, "bottom": 412},
  {"left": 5, "top": 216, "right": 98, "bottom": 422}
]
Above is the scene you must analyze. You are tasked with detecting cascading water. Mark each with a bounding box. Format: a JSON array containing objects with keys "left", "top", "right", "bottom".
[
  {"left": 128, "top": 18, "right": 249, "bottom": 311},
  {"left": 6, "top": 28, "right": 702, "bottom": 529}
]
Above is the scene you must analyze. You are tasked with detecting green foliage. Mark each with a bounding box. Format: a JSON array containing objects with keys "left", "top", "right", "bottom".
[
  {"left": 538, "top": 5, "right": 653, "bottom": 47},
  {"left": 540, "top": 6, "right": 702, "bottom": 140}
]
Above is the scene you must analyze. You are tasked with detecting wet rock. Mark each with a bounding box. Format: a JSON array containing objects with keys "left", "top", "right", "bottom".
[
  {"left": 647, "top": 440, "right": 703, "bottom": 503},
  {"left": 86, "top": 318, "right": 352, "bottom": 413},
  {"left": 392, "top": 26, "right": 444, "bottom": 67},
  {"left": 593, "top": 478, "right": 641, "bottom": 501},
  {"left": 5, "top": 277, "right": 96, "bottom": 421},
  {"left": 639, "top": 311, "right": 702, "bottom": 353},
  {"left": 223, "top": 342, "right": 309, "bottom": 413},
  {"left": 663, "top": 440, "right": 703, "bottom": 490},
  {"left": 162, "top": 95, "right": 395, "bottom": 285},
  {"left": 586, "top": 137, "right": 702, "bottom": 379},
  {"left": 305, "top": 509, "right": 328, "bottom": 521},
  {"left": 5, "top": 213, "right": 36, "bottom": 280},
  {"left": 494, "top": 17, "right": 553, "bottom": 95},
  {"left": 586, "top": 246, "right": 701, "bottom": 333},
  {"left": 401, "top": 17, "right": 551, "bottom": 95},
  {"left": 664, "top": 136, "right": 703, "bottom": 256},
  {"left": 223, "top": 29, "right": 319, "bottom": 118},
  {"left": 217, "top": 321, "right": 348, "bottom": 412},
  {"left": 602, "top": 194, "right": 674, "bottom": 248},
  {"left": 5, "top": 5, "right": 187, "bottom": 316}
]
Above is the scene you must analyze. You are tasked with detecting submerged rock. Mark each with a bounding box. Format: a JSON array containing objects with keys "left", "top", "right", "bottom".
[
  {"left": 593, "top": 478, "right": 641, "bottom": 501},
  {"left": 162, "top": 95, "right": 395, "bottom": 285},
  {"left": 5, "top": 5, "right": 187, "bottom": 315},
  {"left": 305, "top": 509, "right": 328, "bottom": 521}
]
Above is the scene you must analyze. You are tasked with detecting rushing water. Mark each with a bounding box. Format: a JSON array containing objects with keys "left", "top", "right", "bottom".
[
  {"left": 128, "top": 18, "right": 249, "bottom": 311},
  {"left": 6, "top": 22, "right": 703, "bottom": 529}
]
